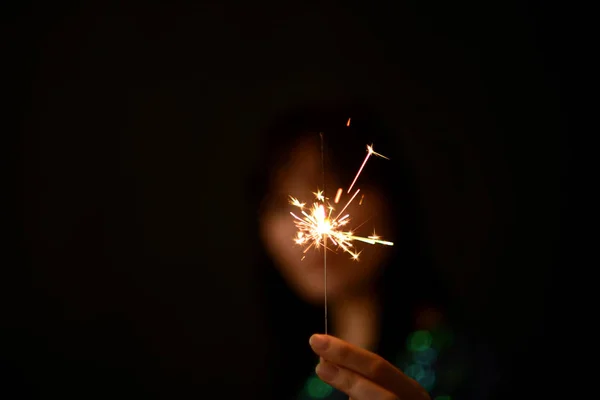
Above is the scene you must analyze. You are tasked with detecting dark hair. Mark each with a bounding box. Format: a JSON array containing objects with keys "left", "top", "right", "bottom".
[{"left": 249, "top": 104, "right": 448, "bottom": 398}]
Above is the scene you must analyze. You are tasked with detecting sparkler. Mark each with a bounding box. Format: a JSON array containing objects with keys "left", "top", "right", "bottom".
[
  {"left": 288, "top": 128, "right": 393, "bottom": 333},
  {"left": 289, "top": 143, "right": 393, "bottom": 259}
]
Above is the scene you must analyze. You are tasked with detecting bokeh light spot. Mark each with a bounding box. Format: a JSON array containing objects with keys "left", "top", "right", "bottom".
[
  {"left": 405, "top": 363, "right": 436, "bottom": 391},
  {"left": 417, "top": 368, "right": 436, "bottom": 391},
  {"left": 305, "top": 376, "right": 334, "bottom": 398},
  {"left": 407, "top": 330, "right": 432, "bottom": 352},
  {"left": 404, "top": 363, "right": 426, "bottom": 381},
  {"left": 414, "top": 347, "right": 437, "bottom": 364}
]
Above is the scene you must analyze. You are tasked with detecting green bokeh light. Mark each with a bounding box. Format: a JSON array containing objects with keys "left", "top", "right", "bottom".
[
  {"left": 407, "top": 330, "right": 432, "bottom": 352},
  {"left": 418, "top": 369, "right": 436, "bottom": 391},
  {"left": 414, "top": 347, "right": 437, "bottom": 364},
  {"left": 305, "top": 376, "right": 334, "bottom": 398},
  {"left": 404, "top": 363, "right": 426, "bottom": 380},
  {"left": 405, "top": 364, "right": 436, "bottom": 391}
]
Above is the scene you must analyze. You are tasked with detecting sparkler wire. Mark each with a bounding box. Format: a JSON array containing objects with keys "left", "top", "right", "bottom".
[
  {"left": 319, "top": 132, "right": 328, "bottom": 335},
  {"left": 288, "top": 133, "right": 393, "bottom": 336}
]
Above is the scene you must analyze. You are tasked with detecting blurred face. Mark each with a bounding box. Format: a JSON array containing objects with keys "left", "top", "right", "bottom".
[{"left": 260, "top": 137, "right": 393, "bottom": 304}]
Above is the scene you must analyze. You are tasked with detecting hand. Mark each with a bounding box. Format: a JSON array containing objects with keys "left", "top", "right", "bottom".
[{"left": 309, "top": 334, "right": 430, "bottom": 400}]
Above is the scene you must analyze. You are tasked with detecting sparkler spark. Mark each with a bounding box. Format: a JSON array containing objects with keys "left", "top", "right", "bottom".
[
  {"left": 288, "top": 142, "right": 393, "bottom": 262},
  {"left": 368, "top": 230, "right": 381, "bottom": 240},
  {"left": 334, "top": 188, "right": 343, "bottom": 204},
  {"left": 348, "top": 144, "right": 389, "bottom": 193}
]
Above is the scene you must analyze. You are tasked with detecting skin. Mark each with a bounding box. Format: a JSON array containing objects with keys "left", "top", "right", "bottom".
[
  {"left": 260, "top": 136, "right": 429, "bottom": 399},
  {"left": 310, "top": 334, "right": 430, "bottom": 400},
  {"left": 259, "top": 136, "right": 392, "bottom": 305}
]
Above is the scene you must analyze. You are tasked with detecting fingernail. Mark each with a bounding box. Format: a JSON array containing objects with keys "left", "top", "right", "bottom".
[
  {"left": 316, "top": 362, "right": 338, "bottom": 381},
  {"left": 309, "top": 334, "right": 329, "bottom": 351}
]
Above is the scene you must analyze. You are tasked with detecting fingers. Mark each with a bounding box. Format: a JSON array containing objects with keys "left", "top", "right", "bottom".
[
  {"left": 310, "top": 334, "right": 428, "bottom": 399},
  {"left": 316, "top": 359, "right": 399, "bottom": 400}
]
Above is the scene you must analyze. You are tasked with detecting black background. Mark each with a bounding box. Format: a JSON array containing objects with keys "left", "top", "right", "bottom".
[{"left": 5, "top": 1, "right": 566, "bottom": 399}]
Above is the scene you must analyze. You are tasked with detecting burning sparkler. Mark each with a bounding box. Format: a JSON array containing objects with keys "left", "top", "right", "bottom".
[
  {"left": 287, "top": 128, "right": 394, "bottom": 334},
  {"left": 289, "top": 142, "right": 394, "bottom": 261}
]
